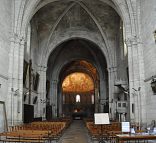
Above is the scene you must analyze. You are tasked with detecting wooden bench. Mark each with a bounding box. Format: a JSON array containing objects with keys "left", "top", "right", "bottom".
[
  {"left": 85, "top": 121, "right": 121, "bottom": 141},
  {"left": 0, "top": 120, "right": 69, "bottom": 142}
]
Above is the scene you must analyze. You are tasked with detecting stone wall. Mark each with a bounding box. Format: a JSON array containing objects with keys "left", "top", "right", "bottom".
[
  {"left": 140, "top": 0, "right": 156, "bottom": 123},
  {"left": 0, "top": 0, "right": 12, "bottom": 131},
  {"left": 0, "top": 0, "right": 11, "bottom": 101}
]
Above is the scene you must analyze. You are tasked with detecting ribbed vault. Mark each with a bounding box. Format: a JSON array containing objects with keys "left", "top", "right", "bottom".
[{"left": 30, "top": 0, "right": 121, "bottom": 68}]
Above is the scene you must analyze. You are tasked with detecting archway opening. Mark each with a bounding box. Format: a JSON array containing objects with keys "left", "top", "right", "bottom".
[
  {"left": 61, "top": 61, "right": 97, "bottom": 119},
  {"left": 23, "top": 0, "right": 130, "bottom": 122},
  {"left": 46, "top": 38, "right": 108, "bottom": 119}
]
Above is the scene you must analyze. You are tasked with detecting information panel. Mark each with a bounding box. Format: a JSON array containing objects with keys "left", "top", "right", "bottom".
[
  {"left": 94, "top": 113, "right": 110, "bottom": 125},
  {"left": 122, "top": 122, "right": 130, "bottom": 132}
]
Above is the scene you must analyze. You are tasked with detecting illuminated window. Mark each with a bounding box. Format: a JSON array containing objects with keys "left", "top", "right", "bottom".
[
  {"left": 26, "top": 24, "right": 31, "bottom": 56},
  {"left": 91, "top": 94, "right": 94, "bottom": 104},
  {"left": 120, "top": 21, "right": 127, "bottom": 59},
  {"left": 123, "top": 25, "right": 127, "bottom": 57},
  {"left": 76, "top": 94, "right": 80, "bottom": 102}
]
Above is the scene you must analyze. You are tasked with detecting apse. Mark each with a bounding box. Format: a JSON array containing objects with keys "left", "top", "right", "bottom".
[
  {"left": 61, "top": 61, "right": 97, "bottom": 118},
  {"left": 62, "top": 72, "right": 94, "bottom": 93}
]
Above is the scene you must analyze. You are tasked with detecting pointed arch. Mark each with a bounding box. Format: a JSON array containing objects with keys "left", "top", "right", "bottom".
[
  {"left": 39, "top": 2, "right": 76, "bottom": 65},
  {"left": 40, "top": 1, "right": 114, "bottom": 69},
  {"left": 21, "top": 0, "right": 135, "bottom": 38},
  {"left": 17, "top": 0, "right": 137, "bottom": 76}
]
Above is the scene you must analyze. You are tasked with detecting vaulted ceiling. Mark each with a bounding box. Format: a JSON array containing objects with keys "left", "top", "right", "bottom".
[
  {"left": 29, "top": 0, "right": 125, "bottom": 100},
  {"left": 31, "top": 0, "right": 120, "bottom": 47}
]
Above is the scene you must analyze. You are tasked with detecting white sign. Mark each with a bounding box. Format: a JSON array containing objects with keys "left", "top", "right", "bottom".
[
  {"left": 122, "top": 122, "right": 130, "bottom": 132},
  {"left": 130, "top": 128, "right": 135, "bottom": 134},
  {"left": 153, "top": 127, "right": 156, "bottom": 133},
  {"left": 94, "top": 113, "right": 110, "bottom": 125}
]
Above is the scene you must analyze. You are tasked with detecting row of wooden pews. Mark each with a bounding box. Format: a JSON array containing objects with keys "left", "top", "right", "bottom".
[
  {"left": 85, "top": 120, "right": 121, "bottom": 142},
  {"left": 0, "top": 119, "right": 71, "bottom": 142}
]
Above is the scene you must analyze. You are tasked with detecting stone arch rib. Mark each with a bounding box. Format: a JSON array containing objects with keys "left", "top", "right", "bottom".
[
  {"left": 40, "top": 2, "right": 76, "bottom": 64},
  {"left": 75, "top": 1, "right": 113, "bottom": 68},
  {"left": 20, "top": 0, "right": 135, "bottom": 71},
  {"left": 39, "top": 1, "right": 113, "bottom": 69},
  {"left": 21, "top": 0, "right": 135, "bottom": 41},
  {"left": 125, "top": 0, "right": 136, "bottom": 37}
]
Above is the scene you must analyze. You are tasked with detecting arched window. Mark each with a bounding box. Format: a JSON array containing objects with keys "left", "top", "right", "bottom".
[
  {"left": 123, "top": 26, "right": 128, "bottom": 57},
  {"left": 25, "top": 23, "right": 31, "bottom": 60},
  {"left": 91, "top": 94, "right": 94, "bottom": 104},
  {"left": 119, "top": 20, "right": 127, "bottom": 59},
  {"left": 76, "top": 94, "right": 80, "bottom": 102}
]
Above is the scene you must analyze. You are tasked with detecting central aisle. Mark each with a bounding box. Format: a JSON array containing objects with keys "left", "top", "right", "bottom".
[{"left": 58, "top": 120, "right": 93, "bottom": 143}]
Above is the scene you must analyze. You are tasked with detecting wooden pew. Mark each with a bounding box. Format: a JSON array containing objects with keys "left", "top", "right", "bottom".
[
  {"left": 0, "top": 120, "right": 69, "bottom": 142},
  {"left": 85, "top": 121, "right": 121, "bottom": 142}
]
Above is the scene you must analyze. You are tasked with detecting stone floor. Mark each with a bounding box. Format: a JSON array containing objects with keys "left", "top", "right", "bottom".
[
  {"left": 57, "top": 120, "right": 156, "bottom": 143},
  {"left": 58, "top": 120, "right": 94, "bottom": 143}
]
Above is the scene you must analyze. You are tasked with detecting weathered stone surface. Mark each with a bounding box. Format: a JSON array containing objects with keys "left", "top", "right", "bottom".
[{"left": 0, "top": 0, "right": 156, "bottom": 131}]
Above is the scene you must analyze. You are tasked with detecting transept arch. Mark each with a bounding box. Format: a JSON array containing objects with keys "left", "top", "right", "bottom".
[{"left": 46, "top": 38, "right": 108, "bottom": 117}]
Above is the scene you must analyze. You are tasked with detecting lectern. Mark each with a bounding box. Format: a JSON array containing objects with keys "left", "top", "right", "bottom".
[{"left": 94, "top": 113, "right": 110, "bottom": 143}]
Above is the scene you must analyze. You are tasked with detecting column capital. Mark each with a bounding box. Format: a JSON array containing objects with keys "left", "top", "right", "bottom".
[
  {"left": 10, "top": 33, "right": 26, "bottom": 44},
  {"left": 107, "top": 66, "right": 117, "bottom": 73},
  {"left": 51, "top": 80, "right": 58, "bottom": 84},
  {"left": 37, "top": 65, "right": 47, "bottom": 72},
  {"left": 125, "top": 35, "right": 142, "bottom": 47}
]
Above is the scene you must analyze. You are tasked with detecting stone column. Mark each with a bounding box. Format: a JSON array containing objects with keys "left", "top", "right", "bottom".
[
  {"left": 125, "top": 39, "right": 134, "bottom": 122},
  {"left": 58, "top": 86, "right": 63, "bottom": 117},
  {"left": 16, "top": 38, "right": 25, "bottom": 123},
  {"left": 108, "top": 67, "right": 117, "bottom": 120},
  {"left": 94, "top": 80, "right": 99, "bottom": 113},
  {"left": 37, "top": 66, "right": 47, "bottom": 120},
  {"left": 58, "top": 94, "right": 62, "bottom": 117},
  {"left": 7, "top": 35, "right": 25, "bottom": 126},
  {"left": 126, "top": 37, "right": 145, "bottom": 123},
  {"left": 99, "top": 79, "right": 107, "bottom": 112},
  {"left": 50, "top": 80, "right": 58, "bottom": 117}
]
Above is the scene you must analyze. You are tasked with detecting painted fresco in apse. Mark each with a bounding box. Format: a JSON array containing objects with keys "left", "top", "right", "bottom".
[{"left": 62, "top": 72, "right": 94, "bottom": 93}]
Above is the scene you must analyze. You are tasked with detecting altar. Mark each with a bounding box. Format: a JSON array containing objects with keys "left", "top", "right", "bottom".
[{"left": 72, "top": 109, "right": 85, "bottom": 119}]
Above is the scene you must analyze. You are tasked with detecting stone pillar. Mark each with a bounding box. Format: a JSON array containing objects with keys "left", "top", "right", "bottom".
[
  {"left": 58, "top": 87, "right": 63, "bottom": 117},
  {"left": 108, "top": 67, "right": 117, "bottom": 120},
  {"left": 58, "top": 95, "right": 62, "bottom": 117},
  {"left": 17, "top": 38, "right": 25, "bottom": 123},
  {"left": 50, "top": 80, "right": 58, "bottom": 117},
  {"left": 94, "top": 79, "right": 99, "bottom": 113},
  {"left": 37, "top": 66, "right": 47, "bottom": 120},
  {"left": 99, "top": 79, "right": 107, "bottom": 112},
  {"left": 7, "top": 35, "right": 25, "bottom": 126},
  {"left": 126, "top": 37, "right": 145, "bottom": 123}
]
